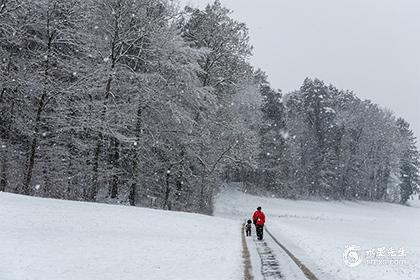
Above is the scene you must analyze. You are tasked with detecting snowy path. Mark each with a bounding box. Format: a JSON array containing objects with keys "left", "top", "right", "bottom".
[
  {"left": 215, "top": 187, "right": 420, "bottom": 280},
  {"left": 254, "top": 238, "right": 283, "bottom": 279},
  {"left": 247, "top": 227, "right": 317, "bottom": 280},
  {"left": 265, "top": 228, "right": 319, "bottom": 280}
]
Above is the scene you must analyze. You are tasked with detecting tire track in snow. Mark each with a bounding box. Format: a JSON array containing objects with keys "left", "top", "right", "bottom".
[
  {"left": 265, "top": 228, "right": 319, "bottom": 280},
  {"left": 254, "top": 238, "right": 283, "bottom": 279},
  {"left": 242, "top": 223, "right": 254, "bottom": 280}
]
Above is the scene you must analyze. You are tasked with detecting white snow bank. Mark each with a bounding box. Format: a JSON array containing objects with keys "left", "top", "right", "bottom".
[
  {"left": 0, "top": 192, "right": 242, "bottom": 280},
  {"left": 215, "top": 187, "right": 420, "bottom": 280}
]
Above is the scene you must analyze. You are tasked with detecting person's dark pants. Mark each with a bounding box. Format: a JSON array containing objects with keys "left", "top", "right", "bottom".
[
  {"left": 256, "top": 224, "right": 264, "bottom": 240},
  {"left": 246, "top": 229, "right": 251, "bottom": 236}
]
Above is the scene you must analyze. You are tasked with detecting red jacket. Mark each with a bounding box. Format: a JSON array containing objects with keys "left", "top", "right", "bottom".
[{"left": 252, "top": 210, "right": 265, "bottom": 225}]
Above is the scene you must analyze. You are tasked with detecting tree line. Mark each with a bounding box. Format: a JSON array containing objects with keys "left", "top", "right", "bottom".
[
  {"left": 0, "top": 0, "right": 262, "bottom": 213},
  {"left": 1, "top": 0, "right": 418, "bottom": 214},
  {"left": 252, "top": 78, "right": 420, "bottom": 204}
]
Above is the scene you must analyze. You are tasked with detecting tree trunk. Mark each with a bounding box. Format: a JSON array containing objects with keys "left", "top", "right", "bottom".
[
  {"left": 162, "top": 165, "right": 173, "bottom": 210},
  {"left": 91, "top": 61, "right": 115, "bottom": 201},
  {"left": 23, "top": 92, "right": 47, "bottom": 195},
  {"left": 109, "top": 138, "right": 119, "bottom": 199},
  {"left": 23, "top": 5, "right": 53, "bottom": 195},
  {"left": 0, "top": 53, "right": 15, "bottom": 192},
  {"left": 91, "top": 12, "right": 119, "bottom": 200},
  {"left": 128, "top": 182, "right": 137, "bottom": 206},
  {"left": 0, "top": 93, "right": 14, "bottom": 192},
  {"left": 129, "top": 102, "right": 144, "bottom": 205},
  {"left": 0, "top": 145, "right": 7, "bottom": 192},
  {"left": 90, "top": 139, "right": 101, "bottom": 201}
]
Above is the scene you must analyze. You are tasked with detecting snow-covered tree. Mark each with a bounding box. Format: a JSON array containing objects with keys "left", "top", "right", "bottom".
[
  {"left": 257, "top": 71, "right": 289, "bottom": 195},
  {"left": 397, "top": 118, "right": 420, "bottom": 204},
  {"left": 180, "top": 0, "right": 256, "bottom": 210},
  {"left": 1, "top": 0, "right": 418, "bottom": 213},
  {"left": 0, "top": 0, "right": 23, "bottom": 192},
  {"left": 286, "top": 78, "right": 339, "bottom": 197}
]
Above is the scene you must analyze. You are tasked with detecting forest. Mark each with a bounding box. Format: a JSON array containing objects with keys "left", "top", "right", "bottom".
[{"left": 1, "top": 0, "right": 419, "bottom": 214}]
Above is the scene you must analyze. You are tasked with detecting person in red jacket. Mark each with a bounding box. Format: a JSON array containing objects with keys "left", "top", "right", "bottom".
[{"left": 252, "top": 206, "right": 265, "bottom": 240}]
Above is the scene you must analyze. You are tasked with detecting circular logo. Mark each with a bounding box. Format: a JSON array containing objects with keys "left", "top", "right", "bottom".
[{"left": 343, "top": 245, "right": 363, "bottom": 267}]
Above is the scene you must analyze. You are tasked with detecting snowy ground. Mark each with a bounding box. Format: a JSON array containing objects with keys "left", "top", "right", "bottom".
[
  {"left": 215, "top": 186, "right": 420, "bottom": 280},
  {"left": 0, "top": 192, "right": 242, "bottom": 280},
  {"left": 3, "top": 189, "right": 419, "bottom": 280}
]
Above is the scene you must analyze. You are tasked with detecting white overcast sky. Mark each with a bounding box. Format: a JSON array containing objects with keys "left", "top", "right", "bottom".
[{"left": 182, "top": 0, "right": 420, "bottom": 142}]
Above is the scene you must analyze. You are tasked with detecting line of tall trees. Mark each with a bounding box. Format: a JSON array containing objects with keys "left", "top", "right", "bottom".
[
  {"left": 0, "top": 0, "right": 262, "bottom": 213},
  {"left": 255, "top": 78, "right": 420, "bottom": 204},
  {"left": 1, "top": 0, "right": 418, "bottom": 213}
]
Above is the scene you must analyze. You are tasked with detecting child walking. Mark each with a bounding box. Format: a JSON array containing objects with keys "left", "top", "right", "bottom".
[{"left": 245, "top": 219, "right": 252, "bottom": 236}]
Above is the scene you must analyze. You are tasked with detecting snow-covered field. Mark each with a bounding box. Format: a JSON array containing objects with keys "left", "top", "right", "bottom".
[
  {"left": 215, "top": 187, "right": 420, "bottom": 280},
  {"left": 0, "top": 192, "right": 242, "bottom": 280},
  {"left": 2, "top": 189, "right": 419, "bottom": 280}
]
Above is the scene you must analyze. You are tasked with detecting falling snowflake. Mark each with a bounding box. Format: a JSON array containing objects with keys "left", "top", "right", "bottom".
[
  {"left": 324, "top": 107, "right": 336, "bottom": 114},
  {"left": 280, "top": 129, "right": 289, "bottom": 139}
]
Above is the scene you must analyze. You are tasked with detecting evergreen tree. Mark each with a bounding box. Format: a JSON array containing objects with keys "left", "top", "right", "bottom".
[
  {"left": 397, "top": 118, "right": 420, "bottom": 204},
  {"left": 257, "top": 71, "right": 289, "bottom": 194},
  {"left": 295, "top": 78, "right": 338, "bottom": 196}
]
